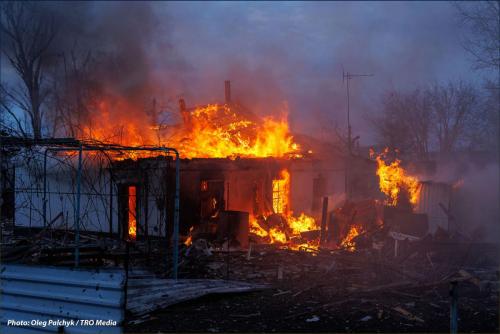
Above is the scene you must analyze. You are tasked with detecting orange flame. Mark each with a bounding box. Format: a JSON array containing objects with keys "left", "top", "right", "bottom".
[
  {"left": 269, "top": 227, "right": 288, "bottom": 244},
  {"left": 272, "top": 169, "right": 290, "bottom": 214},
  {"left": 176, "top": 104, "right": 300, "bottom": 159},
  {"left": 249, "top": 217, "right": 269, "bottom": 238},
  {"left": 340, "top": 225, "right": 361, "bottom": 252},
  {"left": 374, "top": 148, "right": 420, "bottom": 207},
  {"left": 128, "top": 186, "right": 137, "bottom": 241},
  {"left": 79, "top": 100, "right": 301, "bottom": 160},
  {"left": 288, "top": 213, "right": 317, "bottom": 235},
  {"left": 250, "top": 168, "right": 320, "bottom": 251},
  {"left": 184, "top": 226, "right": 194, "bottom": 246}
]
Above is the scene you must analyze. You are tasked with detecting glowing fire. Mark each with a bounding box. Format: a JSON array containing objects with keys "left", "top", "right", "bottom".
[
  {"left": 81, "top": 100, "right": 158, "bottom": 145},
  {"left": 272, "top": 169, "right": 290, "bottom": 214},
  {"left": 372, "top": 148, "right": 420, "bottom": 206},
  {"left": 269, "top": 227, "right": 288, "bottom": 244},
  {"left": 176, "top": 104, "right": 300, "bottom": 159},
  {"left": 128, "top": 186, "right": 137, "bottom": 241},
  {"left": 250, "top": 168, "right": 320, "bottom": 251},
  {"left": 77, "top": 95, "right": 314, "bottom": 249},
  {"left": 249, "top": 218, "right": 269, "bottom": 238},
  {"left": 184, "top": 226, "right": 194, "bottom": 246},
  {"left": 340, "top": 225, "right": 361, "bottom": 252},
  {"left": 288, "top": 213, "right": 317, "bottom": 235},
  {"left": 79, "top": 100, "right": 300, "bottom": 160}
]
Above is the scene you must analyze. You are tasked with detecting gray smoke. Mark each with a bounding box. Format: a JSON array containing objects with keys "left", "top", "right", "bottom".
[{"left": 3, "top": 2, "right": 495, "bottom": 141}]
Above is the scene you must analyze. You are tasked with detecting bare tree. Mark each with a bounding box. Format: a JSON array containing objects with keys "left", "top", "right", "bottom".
[
  {"left": 0, "top": 85, "right": 27, "bottom": 137},
  {"left": 453, "top": 2, "right": 499, "bottom": 154},
  {"left": 374, "top": 81, "right": 489, "bottom": 156},
  {"left": 373, "top": 89, "right": 432, "bottom": 159},
  {"left": 373, "top": 92, "right": 412, "bottom": 153},
  {"left": 476, "top": 80, "right": 500, "bottom": 151},
  {"left": 0, "top": 1, "right": 57, "bottom": 139},
  {"left": 47, "top": 50, "right": 99, "bottom": 138},
  {"left": 428, "top": 81, "right": 479, "bottom": 154},
  {"left": 455, "top": 1, "right": 500, "bottom": 71}
]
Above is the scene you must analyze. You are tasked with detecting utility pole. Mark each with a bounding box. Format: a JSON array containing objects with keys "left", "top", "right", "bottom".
[{"left": 342, "top": 70, "right": 373, "bottom": 199}]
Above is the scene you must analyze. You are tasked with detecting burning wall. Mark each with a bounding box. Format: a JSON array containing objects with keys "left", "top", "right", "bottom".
[{"left": 109, "top": 155, "right": 349, "bottom": 250}]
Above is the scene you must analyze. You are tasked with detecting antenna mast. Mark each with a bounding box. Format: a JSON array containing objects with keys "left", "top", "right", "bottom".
[{"left": 342, "top": 70, "right": 374, "bottom": 199}]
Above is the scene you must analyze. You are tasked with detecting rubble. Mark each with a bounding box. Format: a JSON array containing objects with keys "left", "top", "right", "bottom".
[
  {"left": 126, "top": 239, "right": 498, "bottom": 332},
  {"left": 3, "top": 196, "right": 498, "bottom": 333}
]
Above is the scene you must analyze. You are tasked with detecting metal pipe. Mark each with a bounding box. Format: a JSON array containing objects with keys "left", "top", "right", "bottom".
[
  {"left": 75, "top": 145, "right": 83, "bottom": 266},
  {"left": 0, "top": 135, "right": 3, "bottom": 235},
  {"left": 172, "top": 151, "right": 180, "bottom": 280},
  {"left": 144, "top": 175, "right": 150, "bottom": 260},
  {"left": 320, "top": 196, "right": 329, "bottom": 246},
  {"left": 450, "top": 281, "right": 458, "bottom": 334},
  {"left": 109, "top": 169, "right": 113, "bottom": 237},
  {"left": 124, "top": 241, "right": 130, "bottom": 309},
  {"left": 43, "top": 149, "right": 49, "bottom": 227}
]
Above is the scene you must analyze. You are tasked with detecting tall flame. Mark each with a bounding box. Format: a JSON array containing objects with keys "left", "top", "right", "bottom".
[
  {"left": 373, "top": 148, "right": 420, "bottom": 207},
  {"left": 79, "top": 100, "right": 300, "bottom": 160},
  {"left": 250, "top": 168, "right": 319, "bottom": 251},
  {"left": 177, "top": 104, "right": 300, "bottom": 159}
]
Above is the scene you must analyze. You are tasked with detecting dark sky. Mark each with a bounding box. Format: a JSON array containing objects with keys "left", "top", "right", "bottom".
[
  {"left": 156, "top": 1, "right": 490, "bottom": 144},
  {"left": 1, "top": 1, "right": 492, "bottom": 144}
]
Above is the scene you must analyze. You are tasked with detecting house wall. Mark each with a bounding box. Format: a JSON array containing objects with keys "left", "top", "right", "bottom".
[
  {"left": 14, "top": 159, "right": 116, "bottom": 234},
  {"left": 12, "top": 154, "right": 350, "bottom": 238},
  {"left": 289, "top": 159, "right": 347, "bottom": 218},
  {"left": 13, "top": 154, "right": 171, "bottom": 238},
  {"left": 175, "top": 158, "right": 284, "bottom": 232}
]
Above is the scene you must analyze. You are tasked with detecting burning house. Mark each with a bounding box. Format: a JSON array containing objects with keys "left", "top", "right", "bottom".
[
  {"left": 107, "top": 81, "right": 357, "bottom": 251},
  {"left": 2, "top": 82, "right": 357, "bottom": 249},
  {"left": 1, "top": 1, "right": 499, "bottom": 332},
  {"left": 1, "top": 79, "right": 498, "bottom": 333},
  {"left": 3, "top": 82, "right": 472, "bottom": 253}
]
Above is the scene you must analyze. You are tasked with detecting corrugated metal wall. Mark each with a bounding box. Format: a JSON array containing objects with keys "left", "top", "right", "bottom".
[
  {"left": 0, "top": 264, "right": 125, "bottom": 334},
  {"left": 415, "top": 181, "right": 452, "bottom": 234}
]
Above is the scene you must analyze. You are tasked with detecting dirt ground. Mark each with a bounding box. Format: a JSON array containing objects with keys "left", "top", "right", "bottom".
[{"left": 126, "top": 243, "right": 499, "bottom": 333}]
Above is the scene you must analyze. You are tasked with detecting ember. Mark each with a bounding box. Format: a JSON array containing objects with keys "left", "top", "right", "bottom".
[
  {"left": 184, "top": 226, "right": 194, "bottom": 246},
  {"left": 340, "top": 225, "right": 361, "bottom": 251}
]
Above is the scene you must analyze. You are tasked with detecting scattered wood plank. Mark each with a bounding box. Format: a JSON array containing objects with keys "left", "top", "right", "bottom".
[
  {"left": 392, "top": 306, "right": 425, "bottom": 323},
  {"left": 127, "top": 276, "right": 269, "bottom": 317}
]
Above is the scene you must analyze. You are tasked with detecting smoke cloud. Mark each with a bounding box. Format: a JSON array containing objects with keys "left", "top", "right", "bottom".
[{"left": 14, "top": 1, "right": 492, "bottom": 142}]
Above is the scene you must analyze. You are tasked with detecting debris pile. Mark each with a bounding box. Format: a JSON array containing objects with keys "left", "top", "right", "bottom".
[{"left": 127, "top": 237, "right": 498, "bottom": 332}]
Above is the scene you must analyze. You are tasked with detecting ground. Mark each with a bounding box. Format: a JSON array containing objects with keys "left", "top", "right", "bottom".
[{"left": 125, "top": 243, "right": 499, "bottom": 333}]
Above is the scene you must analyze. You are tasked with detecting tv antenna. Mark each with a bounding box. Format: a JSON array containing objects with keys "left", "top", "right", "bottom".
[{"left": 342, "top": 68, "right": 374, "bottom": 198}]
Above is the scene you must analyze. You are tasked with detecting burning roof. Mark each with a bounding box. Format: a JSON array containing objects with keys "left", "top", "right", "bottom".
[
  {"left": 173, "top": 103, "right": 301, "bottom": 159},
  {"left": 78, "top": 81, "right": 303, "bottom": 160}
]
